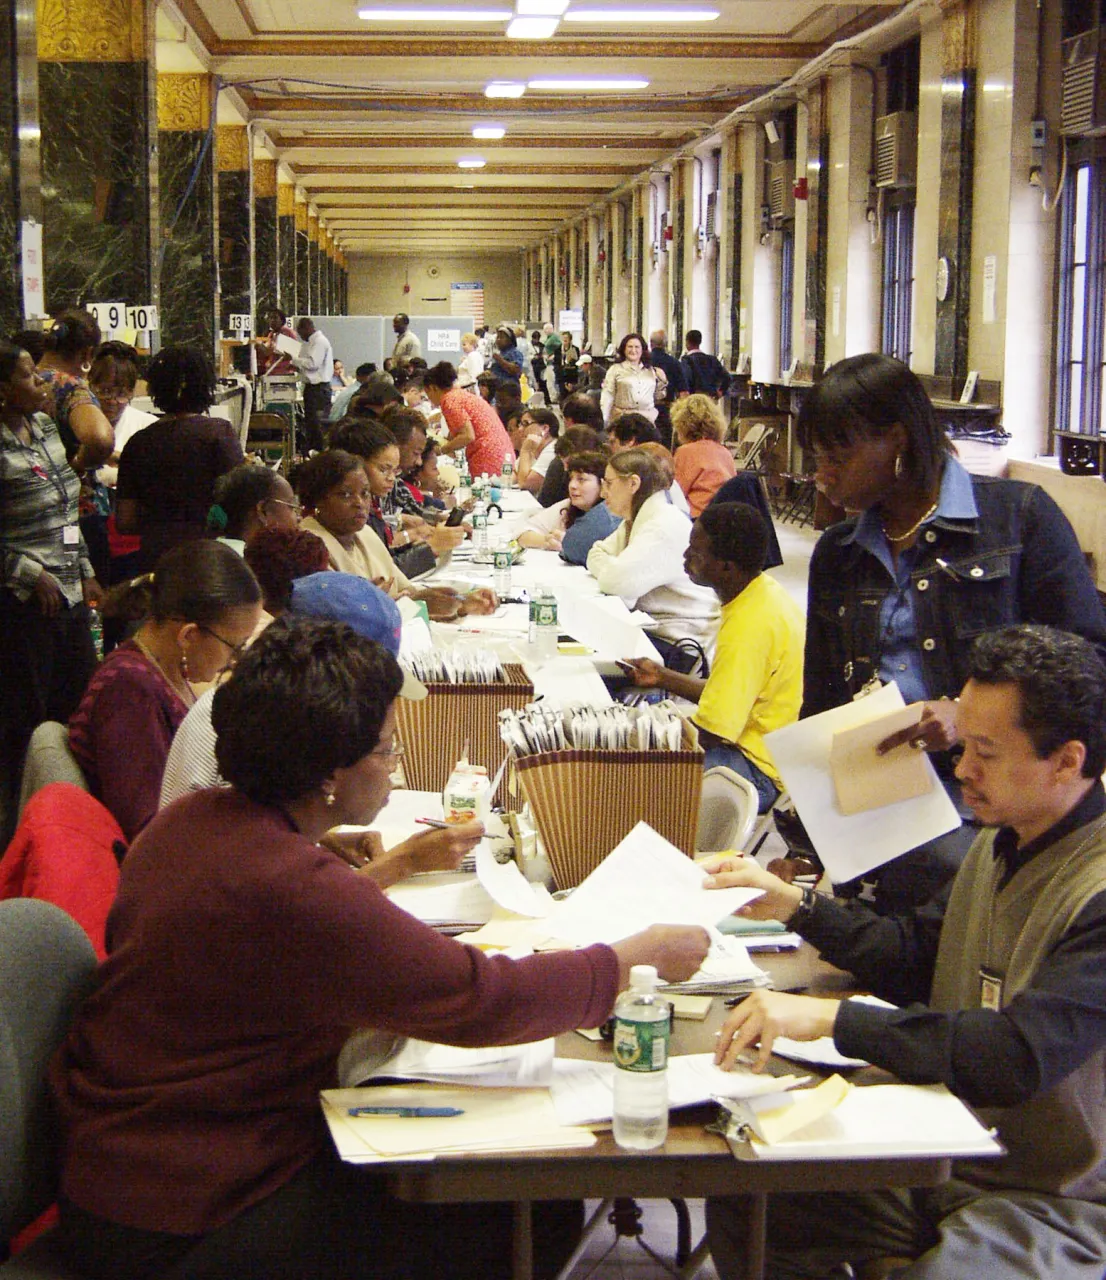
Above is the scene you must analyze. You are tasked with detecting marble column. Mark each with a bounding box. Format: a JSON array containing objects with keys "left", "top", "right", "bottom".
[
  {"left": 216, "top": 124, "right": 249, "bottom": 333},
  {"left": 294, "top": 200, "right": 309, "bottom": 314},
  {"left": 322, "top": 229, "right": 333, "bottom": 314},
  {"left": 156, "top": 72, "right": 215, "bottom": 354},
  {"left": 804, "top": 82, "right": 829, "bottom": 375},
  {"left": 308, "top": 212, "right": 320, "bottom": 316},
  {"left": 276, "top": 180, "right": 294, "bottom": 313},
  {"left": 0, "top": 0, "right": 36, "bottom": 332},
  {"left": 253, "top": 157, "right": 277, "bottom": 318},
  {"left": 38, "top": 0, "right": 156, "bottom": 310},
  {"left": 935, "top": 0, "right": 977, "bottom": 381}
]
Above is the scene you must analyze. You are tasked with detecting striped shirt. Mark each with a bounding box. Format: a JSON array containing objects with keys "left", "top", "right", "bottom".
[{"left": 1, "top": 412, "right": 91, "bottom": 605}]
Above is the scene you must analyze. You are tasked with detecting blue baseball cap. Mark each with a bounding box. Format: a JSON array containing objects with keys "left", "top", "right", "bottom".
[{"left": 288, "top": 572, "right": 427, "bottom": 700}]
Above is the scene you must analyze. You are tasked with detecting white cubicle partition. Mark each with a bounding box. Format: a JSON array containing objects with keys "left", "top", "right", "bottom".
[{"left": 305, "top": 315, "right": 474, "bottom": 373}]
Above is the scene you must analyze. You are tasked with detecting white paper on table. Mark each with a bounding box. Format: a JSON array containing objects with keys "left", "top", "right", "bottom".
[
  {"left": 549, "top": 1055, "right": 807, "bottom": 1127},
  {"left": 526, "top": 656, "right": 612, "bottom": 709},
  {"left": 370, "top": 1037, "right": 555, "bottom": 1088},
  {"left": 475, "top": 838, "right": 549, "bottom": 917},
  {"left": 771, "top": 995, "right": 896, "bottom": 1069},
  {"left": 385, "top": 875, "right": 496, "bottom": 924},
  {"left": 274, "top": 333, "right": 302, "bottom": 357},
  {"left": 764, "top": 683, "right": 961, "bottom": 885},
  {"left": 743, "top": 1083, "right": 1002, "bottom": 1161},
  {"left": 547, "top": 822, "right": 763, "bottom": 946},
  {"left": 556, "top": 590, "right": 661, "bottom": 663}
]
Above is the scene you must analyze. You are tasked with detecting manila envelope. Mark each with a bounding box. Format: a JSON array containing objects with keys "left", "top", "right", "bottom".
[{"left": 829, "top": 704, "right": 933, "bottom": 816}]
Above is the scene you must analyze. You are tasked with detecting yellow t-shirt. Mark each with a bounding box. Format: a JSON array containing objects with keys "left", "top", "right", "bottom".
[{"left": 692, "top": 573, "right": 805, "bottom": 786}]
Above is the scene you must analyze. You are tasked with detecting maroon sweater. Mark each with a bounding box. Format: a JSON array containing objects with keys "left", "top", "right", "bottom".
[{"left": 51, "top": 790, "right": 619, "bottom": 1235}]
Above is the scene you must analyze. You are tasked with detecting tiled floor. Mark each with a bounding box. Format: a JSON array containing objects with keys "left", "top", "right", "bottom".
[{"left": 566, "top": 518, "right": 820, "bottom": 1280}]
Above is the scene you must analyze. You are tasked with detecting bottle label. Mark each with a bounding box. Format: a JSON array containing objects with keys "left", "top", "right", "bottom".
[
  {"left": 474, "top": 514, "right": 488, "bottom": 531},
  {"left": 536, "top": 600, "right": 557, "bottom": 627},
  {"left": 493, "top": 550, "right": 512, "bottom": 570},
  {"left": 612, "top": 1016, "right": 668, "bottom": 1072}
]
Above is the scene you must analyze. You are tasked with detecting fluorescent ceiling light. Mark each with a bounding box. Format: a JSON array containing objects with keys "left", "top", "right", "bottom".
[
  {"left": 358, "top": 7, "right": 511, "bottom": 18},
  {"left": 458, "top": 156, "right": 487, "bottom": 168},
  {"left": 507, "top": 15, "right": 559, "bottom": 35},
  {"left": 485, "top": 81, "right": 527, "bottom": 97},
  {"left": 472, "top": 125, "right": 507, "bottom": 138},
  {"left": 564, "top": 6, "right": 719, "bottom": 19},
  {"left": 516, "top": 0, "right": 570, "bottom": 11},
  {"left": 527, "top": 76, "right": 650, "bottom": 89}
]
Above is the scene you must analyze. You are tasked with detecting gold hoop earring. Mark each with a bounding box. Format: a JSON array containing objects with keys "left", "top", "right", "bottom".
[
  {"left": 893, "top": 454, "right": 904, "bottom": 481},
  {"left": 324, "top": 790, "right": 337, "bottom": 807}
]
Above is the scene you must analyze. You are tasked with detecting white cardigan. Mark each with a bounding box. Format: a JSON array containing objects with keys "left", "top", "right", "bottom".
[{"left": 586, "top": 490, "right": 718, "bottom": 648}]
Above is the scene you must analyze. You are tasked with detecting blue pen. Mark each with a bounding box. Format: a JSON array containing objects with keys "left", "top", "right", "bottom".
[{"left": 347, "top": 1105, "right": 465, "bottom": 1118}]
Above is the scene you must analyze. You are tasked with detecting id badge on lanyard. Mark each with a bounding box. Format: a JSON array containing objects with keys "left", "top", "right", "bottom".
[{"left": 980, "top": 966, "right": 1003, "bottom": 1011}]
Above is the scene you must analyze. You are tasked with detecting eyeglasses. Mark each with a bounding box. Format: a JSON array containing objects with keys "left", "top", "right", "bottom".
[
  {"left": 370, "top": 741, "right": 406, "bottom": 763},
  {"left": 268, "top": 497, "right": 303, "bottom": 516},
  {"left": 197, "top": 624, "right": 249, "bottom": 668}
]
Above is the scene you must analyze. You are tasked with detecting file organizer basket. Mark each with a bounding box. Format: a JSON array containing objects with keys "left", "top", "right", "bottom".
[
  {"left": 395, "top": 664, "right": 533, "bottom": 806},
  {"left": 512, "top": 720, "right": 703, "bottom": 889}
]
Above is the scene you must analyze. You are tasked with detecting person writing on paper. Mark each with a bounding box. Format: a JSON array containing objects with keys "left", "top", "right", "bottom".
[
  {"left": 704, "top": 625, "right": 1106, "bottom": 1280},
  {"left": 784, "top": 353, "right": 1106, "bottom": 913},
  {"left": 587, "top": 448, "right": 717, "bottom": 658},
  {"left": 52, "top": 614, "right": 710, "bottom": 1280},
  {"left": 622, "top": 503, "right": 803, "bottom": 811}
]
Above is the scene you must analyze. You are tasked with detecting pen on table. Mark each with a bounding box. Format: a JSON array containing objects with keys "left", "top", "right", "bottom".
[
  {"left": 347, "top": 1105, "right": 465, "bottom": 1118},
  {"left": 415, "top": 817, "right": 450, "bottom": 829}
]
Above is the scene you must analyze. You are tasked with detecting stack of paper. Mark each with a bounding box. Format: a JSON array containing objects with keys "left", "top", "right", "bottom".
[
  {"left": 659, "top": 933, "right": 770, "bottom": 996},
  {"left": 720, "top": 1080, "right": 1002, "bottom": 1161},
  {"left": 322, "top": 1084, "right": 597, "bottom": 1163},
  {"left": 549, "top": 1054, "right": 808, "bottom": 1127},
  {"left": 340, "top": 1037, "right": 555, "bottom": 1090}
]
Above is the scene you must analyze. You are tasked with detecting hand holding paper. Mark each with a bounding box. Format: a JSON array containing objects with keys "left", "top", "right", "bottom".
[{"left": 829, "top": 703, "right": 933, "bottom": 816}]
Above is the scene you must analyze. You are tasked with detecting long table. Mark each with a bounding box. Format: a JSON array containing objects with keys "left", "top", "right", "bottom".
[{"left": 374, "top": 943, "right": 952, "bottom": 1280}]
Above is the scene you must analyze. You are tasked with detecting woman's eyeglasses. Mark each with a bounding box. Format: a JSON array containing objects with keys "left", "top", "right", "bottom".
[
  {"left": 197, "top": 624, "right": 249, "bottom": 669},
  {"left": 268, "top": 497, "right": 303, "bottom": 516},
  {"left": 371, "top": 742, "right": 406, "bottom": 763}
]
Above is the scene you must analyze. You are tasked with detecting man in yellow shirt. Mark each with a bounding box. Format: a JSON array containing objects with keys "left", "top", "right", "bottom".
[{"left": 622, "top": 502, "right": 804, "bottom": 810}]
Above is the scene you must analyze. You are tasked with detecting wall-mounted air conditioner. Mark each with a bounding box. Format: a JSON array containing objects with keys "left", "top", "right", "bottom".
[
  {"left": 874, "top": 111, "right": 917, "bottom": 188},
  {"left": 768, "top": 160, "right": 795, "bottom": 222},
  {"left": 704, "top": 190, "right": 718, "bottom": 239},
  {"left": 1062, "top": 29, "right": 1106, "bottom": 137}
]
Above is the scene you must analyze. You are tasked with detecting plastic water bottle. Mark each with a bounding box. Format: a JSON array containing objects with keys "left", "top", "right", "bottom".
[
  {"left": 493, "top": 547, "right": 512, "bottom": 596},
  {"left": 501, "top": 457, "right": 514, "bottom": 489},
  {"left": 88, "top": 607, "right": 104, "bottom": 660},
  {"left": 612, "top": 965, "right": 670, "bottom": 1150},
  {"left": 528, "top": 587, "right": 558, "bottom": 660},
  {"left": 473, "top": 500, "right": 489, "bottom": 551}
]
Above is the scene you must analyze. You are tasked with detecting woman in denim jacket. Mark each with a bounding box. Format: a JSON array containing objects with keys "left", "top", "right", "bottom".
[{"left": 792, "top": 354, "right": 1106, "bottom": 912}]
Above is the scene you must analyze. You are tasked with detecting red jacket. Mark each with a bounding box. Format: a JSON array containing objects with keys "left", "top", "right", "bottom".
[{"left": 0, "top": 783, "right": 123, "bottom": 960}]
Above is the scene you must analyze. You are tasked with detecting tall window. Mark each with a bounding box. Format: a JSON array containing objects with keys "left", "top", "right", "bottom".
[
  {"left": 881, "top": 200, "right": 915, "bottom": 363},
  {"left": 1055, "top": 159, "right": 1106, "bottom": 437},
  {"left": 779, "top": 226, "right": 794, "bottom": 373}
]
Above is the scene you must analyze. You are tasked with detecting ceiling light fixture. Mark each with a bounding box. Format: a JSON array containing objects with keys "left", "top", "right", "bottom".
[
  {"left": 358, "top": 6, "right": 511, "bottom": 18},
  {"left": 563, "top": 6, "right": 719, "bottom": 19},
  {"left": 516, "top": 0, "right": 570, "bottom": 11},
  {"left": 485, "top": 81, "right": 527, "bottom": 97},
  {"left": 507, "top": 15, "right": 559, "bottom": 35},
  {"left": 527, "top": 76, "right": 650, "bottom": 89},
  {"left": 458, "top": 157, "right": 487, "bottom": 168},
  {"left": 472, "top": 125, "right": 507, "bottom": 138}
]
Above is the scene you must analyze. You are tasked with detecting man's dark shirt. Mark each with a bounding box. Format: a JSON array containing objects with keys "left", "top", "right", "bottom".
[
  {"left": 680, "top": 349, "right": 731, "bottom": 398},
  {"left": 796, "top": 782, "right": 1106, "bottom": 1109},
  {"left": 648, "top": 347, "right": 687, "bottom": 403}
]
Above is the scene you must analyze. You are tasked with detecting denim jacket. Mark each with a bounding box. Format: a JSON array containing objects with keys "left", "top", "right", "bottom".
[{"left": 803, "top": 475, "right": 1106, "bottom": 718}]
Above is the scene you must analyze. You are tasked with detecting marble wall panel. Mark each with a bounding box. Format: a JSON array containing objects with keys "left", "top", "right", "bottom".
[
  {"left": 40, "top": 61, "right": 151, "bottom": 308},
  {"left": 935, "top": 68, "right": 976, "bottom": 379},
  {"left": 295, "top": 229, "right": 309, "bottom": 313},
  {"left": 254, "top": 194, "right": 277, "bottom": 316},
  {"left": 277, "top": 214, "right": 295, "bottom": 313},
  {"left": 158, "top": 129, "right": 214, "bottom": 353},
  {"left": 0, "top": 0, "right": 19, "bottom": 333},
  {"left": 308, "top": 239, "right": 320, "bottom": 315},
  {"left": 217, "top": 169, "right": 249, "bottom": 330}
]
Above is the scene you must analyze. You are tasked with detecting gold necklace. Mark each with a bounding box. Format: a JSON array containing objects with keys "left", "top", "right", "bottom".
[
  {"left": 882, "top": 499, "right": 938, "bottom": 545},
  {"left": 132, "top": 635, "right": 196, "bottom": 708}
]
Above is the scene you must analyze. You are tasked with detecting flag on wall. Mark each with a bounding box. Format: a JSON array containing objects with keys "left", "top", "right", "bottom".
[{"left": 451, "top": 281, "right": 484, "bottom": 327}]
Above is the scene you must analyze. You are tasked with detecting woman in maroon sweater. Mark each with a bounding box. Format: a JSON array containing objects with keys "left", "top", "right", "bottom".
[{"left": 52, "top": 617, "right": 708, "bottom": 1280}]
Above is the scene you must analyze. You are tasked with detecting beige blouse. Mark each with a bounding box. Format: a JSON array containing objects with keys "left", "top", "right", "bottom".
[{"left": 299, "top": 516, "right": 413, "bottom": 595}]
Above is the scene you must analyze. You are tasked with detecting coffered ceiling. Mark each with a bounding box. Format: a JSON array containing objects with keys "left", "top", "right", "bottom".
[{"left": 162, "top": 0, "right": 903, "bottom": 254}]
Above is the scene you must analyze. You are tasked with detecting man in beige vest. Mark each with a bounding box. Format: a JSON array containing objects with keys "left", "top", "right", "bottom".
[{"left": 702, "top": 624, "right": 1106, "bottom": 1279}]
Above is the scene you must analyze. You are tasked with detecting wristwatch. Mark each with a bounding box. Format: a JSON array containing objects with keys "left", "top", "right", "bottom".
[{"left": 786, "top": 884, "right": 818, "bottom": 931}]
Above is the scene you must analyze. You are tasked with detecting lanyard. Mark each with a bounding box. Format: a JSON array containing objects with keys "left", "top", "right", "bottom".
[{"left": 7, "top": 420, "right": 72, "bottom": 515}]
